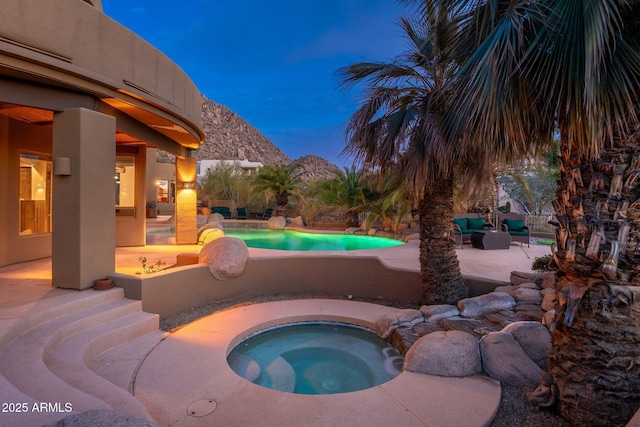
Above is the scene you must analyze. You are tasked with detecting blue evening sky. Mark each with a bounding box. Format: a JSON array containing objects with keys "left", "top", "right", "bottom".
[{"left": 102, "top": 1, "right": 409, "bottom": 167}]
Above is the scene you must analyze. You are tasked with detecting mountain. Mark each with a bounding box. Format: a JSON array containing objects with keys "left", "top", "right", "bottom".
[
  {"left": 291, "top": 155, "right": 343, "bottom": 182},
  {"left": 157, "top": 96, "right": 342, "bottom": 182}
]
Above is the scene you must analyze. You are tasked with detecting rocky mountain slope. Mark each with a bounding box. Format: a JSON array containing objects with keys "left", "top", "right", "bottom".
[
  {"left": 291, "top": 155, "right": 343, "bottom": 182},
  {"left": 158, "top": 96, "right": 342, "bottom": 181}
]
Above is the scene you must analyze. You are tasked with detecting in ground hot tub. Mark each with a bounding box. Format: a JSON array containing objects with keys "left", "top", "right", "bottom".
[{"left": 227, "top": 321, "right": 404, "bottom": 394}]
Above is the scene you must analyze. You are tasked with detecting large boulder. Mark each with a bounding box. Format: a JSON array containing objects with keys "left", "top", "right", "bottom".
[
  {"left": 375, "top": 309, "right": 424, "bottom": 339},
  {"left": 458, "top": 292, "right": 516, "bottom": 317},
  {"left": 419, "top": 304, "right": 460, "bottom": 323},
  {"left": 480, "top": 331, "right": 544, "bottom": 387},
  {"left": 512, "top": 287, "right": 543, "bottom": 305},
  {"left": 207, "top": 213, "right": 224, "bottom": 223},
  {"left": 502, "top": 321, "right": 551, "bottom": 369},
  {"left": 288, "top": 216, "right": 304, "bottom": 226},
  {"left": 268, "top": 216, "right": 286, "bottom": 230},
  {"left": 541, "top": 288, "right": 557, "bottom": 311},
  {"left": 197, "top": 228, "right": 225, "bottom": 245},
  {"left": 403, "top": 330, "right": 482, "bottom": 377},
  {"left": 199, "top": 237, "right": 249, "bottom": 280}
]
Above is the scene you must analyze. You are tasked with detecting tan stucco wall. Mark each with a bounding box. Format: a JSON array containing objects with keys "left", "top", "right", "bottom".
[
  {"left": 0, "top": 0, "right": 204, "bottom": 271},
  {"left": 112, "top": 257, "right": 424, "bottom": 319},
  {"left": 0, "top": 0, "right": 201, "bottom": 143}
]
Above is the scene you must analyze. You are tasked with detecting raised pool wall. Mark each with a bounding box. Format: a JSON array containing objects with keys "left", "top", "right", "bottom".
[{"left": 110, "top": 256, "right": 504, "bottom": 319}]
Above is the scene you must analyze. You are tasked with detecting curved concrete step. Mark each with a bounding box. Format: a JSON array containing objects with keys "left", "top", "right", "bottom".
[
  {"left": 45, "top": 311, "right": 159, "bottom": 421},
  {"left": 0, "top": 288, "right": 126, "bottom": 350},
  {"left": 0, "top": 290, "right": 159, "bottom": 426}
]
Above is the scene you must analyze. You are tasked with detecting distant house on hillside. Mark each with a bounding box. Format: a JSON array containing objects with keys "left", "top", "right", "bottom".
[{"left": 198, "top": 159, "right": 264, "bottom": 177}]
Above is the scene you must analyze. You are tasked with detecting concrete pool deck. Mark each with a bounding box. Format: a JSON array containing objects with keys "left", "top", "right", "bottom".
[{"left": 0, "top": 232, "right": 552, "bottom": 426}]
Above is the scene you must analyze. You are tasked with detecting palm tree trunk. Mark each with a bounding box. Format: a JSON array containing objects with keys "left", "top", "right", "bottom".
[
  {"left": 548, "top": 130, "right": 640, "bottom": 426},
  {"left": 345, "top": 209, "right": 360, "bottom": 228},
  {"left": 419, "top": 174, "right": 468, "bottom": 305}
]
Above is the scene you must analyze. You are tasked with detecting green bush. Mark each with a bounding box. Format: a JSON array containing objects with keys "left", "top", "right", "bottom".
[{"left": 532, "top": 254, "right": 554, "bottom": 271}]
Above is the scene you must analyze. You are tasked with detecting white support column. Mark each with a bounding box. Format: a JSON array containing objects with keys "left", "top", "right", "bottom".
[{"left": 52, "top": 108, "right": 116, "bottom": 290}]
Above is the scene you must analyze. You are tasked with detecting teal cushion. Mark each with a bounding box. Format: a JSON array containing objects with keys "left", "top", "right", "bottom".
[
  {"left": 454, "top": 218, "right": 468, "bottom": 230},
  {"left": 467, "top": 217, "right": 485, "bottom": 230},
  {"left": 509, "top": 229, "right": 529, "bottom": 236},
  {"left": 504, "top": 218, "right": 525, "bottom": 232}
]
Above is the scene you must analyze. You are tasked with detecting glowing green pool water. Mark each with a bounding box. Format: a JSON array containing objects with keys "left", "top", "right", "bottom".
[
  {"left": 227, "top": 322, "right": 404, "bottom": 394},
  {"left": 223, "top": 229, "right": 404, "bottom": 251}
]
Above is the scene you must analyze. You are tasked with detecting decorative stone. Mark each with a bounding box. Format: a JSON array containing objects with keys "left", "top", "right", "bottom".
[
  {"left": 512, "top": 304, "right": 545, "bottom": 322},
  {"left": 197, "top": 228, "right": 225, "bottom": 245},
  {"left": 480, "top": 331, "right": 544, "bottom": 387},
  {"left": 403, "top": 330, "right": 482, "bottom": 377},
  {"left": 412, "top": 322, "right": 447, "bottom": 336},
  {"left": 199, "top": 237, "right": 249, "bottom": 280},
  {"left": 512, "top": 288, "right": 543, "bottom": 305},
  {"left": 288, "top": 216, "right": 304, "bottom": 226},
  {"left": 541, "top": 290, "right": 556, "bottom": 311},
  {"left": 458, "top": 292, "right": 516, "bottom": 318},
  {"left": 493, "top": 285, "right": 517, "bottom": 295},
  {"left": 207, "top": 213, "right": 224, "bottom": 223},
  {"left": 419, "top": 304, "right": 459, "bottom": 323},
  {"left": 502, "top": 321, "right": 551, "bottom": 369},
  {"left": 367, "top": 228, "right": 377, "bottom": 236},
  {"left": 541, "top": 272, "right": 557, "bottom": 289},
  {"left": 541, "top": 310, "right": 556, "bottom": 329},
  {"left": 519, "top": 282, "right": 540, "bottom": 289},
  {"left": 198, "top": 222, "right": 224, "bottom": 234},
  {"left": 440, "top": 317, "right": 501, "bottom": 339},
  {"left": 510, "top": 271, "right": 544, "bottom": 286},
  {"left": 375, "top": 309, "right": 424, "bottom": 339},
  {"left": 406, "top": 233, "right": 420, "bottom": 241},
  {"left": 268, "top": 216, "right": 286, "bottom": 230},
  {"left": 345, "top": 227, "right": 360, "bottom": 234}
]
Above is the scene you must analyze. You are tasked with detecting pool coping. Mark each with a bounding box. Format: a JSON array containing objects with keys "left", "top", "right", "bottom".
[{"left": 133, "top": 299, "right": 501, "bottom": 427}]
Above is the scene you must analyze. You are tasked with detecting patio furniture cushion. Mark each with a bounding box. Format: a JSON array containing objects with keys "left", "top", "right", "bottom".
[
  {"left": 454, "top": 218, "right": 467, "bottom": 234},
  {"left": 507, "top": 229, "right": 529, "bottom": 236},
  {"left": 504, "top": 218, "right": 525, "bottom": 232},
  {"left": 467, "top": 217, "right": 485, "bottom": 230}
]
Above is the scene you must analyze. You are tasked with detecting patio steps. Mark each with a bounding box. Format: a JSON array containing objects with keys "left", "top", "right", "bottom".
[{"left": 0, "top": 287, "right": 162, "bottom": 426}]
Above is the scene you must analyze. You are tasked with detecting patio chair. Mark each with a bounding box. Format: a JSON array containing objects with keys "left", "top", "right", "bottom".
[
  {"left": 261, "top": 208, "right": 273, "bottom": 220},
  {"left": 236, "top": 207, "right": 248, "bottom": 220},
  {"left": 498, "top": 213, "right": 530, "bottom": 247},
  {"left": 453, "top": 213, "right": 493, "bottom": 249},
  {"left": 210, "top": 206, "right": 232, "bottom": 219}
]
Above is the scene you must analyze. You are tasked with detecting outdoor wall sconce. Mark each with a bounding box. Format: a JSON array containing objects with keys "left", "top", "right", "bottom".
[
  {"left": 178, "top": 181, "right": 196, "bottom": 190},
  {"left": 54, "top": 157, "right": 71, "bottom": 176}
]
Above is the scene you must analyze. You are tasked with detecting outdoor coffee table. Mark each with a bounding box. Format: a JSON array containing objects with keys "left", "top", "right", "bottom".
[{"left": 470, "top": 230, "right": 511, "bottom": 250}]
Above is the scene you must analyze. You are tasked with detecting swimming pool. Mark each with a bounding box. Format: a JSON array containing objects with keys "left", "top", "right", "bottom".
[
  {"left": 223, "top": 229, "right": 404, "bottom": 251},
  {"left": 227, "top": 322, "right": 404, "bottom": 394}
]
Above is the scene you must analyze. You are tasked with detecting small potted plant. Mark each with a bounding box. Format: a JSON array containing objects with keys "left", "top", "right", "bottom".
[
  {"left": 94, "top": 277, "right": 114, "bottom": 290},
  {"left": 146, "top": 201, "right": 157, "bottom": 218}
]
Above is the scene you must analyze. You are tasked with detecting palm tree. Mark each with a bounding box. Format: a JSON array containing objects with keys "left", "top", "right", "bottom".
[
  {"left": 338, "top": 1, "right": 505, "bottom": 305},
  {"left": 312, "top": 166, "right": 379, "bottom": 227},
  {"left": 251, "top": 164, "right": 303, "bottom": 217},
  {"left": 447, "top": 1, "right": 640, "bottom": 424}
]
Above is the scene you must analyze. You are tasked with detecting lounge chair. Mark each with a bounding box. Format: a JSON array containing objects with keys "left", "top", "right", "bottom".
[
  {"left": 453, "top": 213, "right": 493, "bottom": 249},
  {"left": 210, "top": 206, "right": 232, "bottom": 219},
  {"left": 498, "top": 213, "right": 530, "bottom": 247},
  {"left": 261, "top": 208, "right": 273, "bottom": 220},
  {"left": 236, "top": 207, "right": 248, "bottom": 220}
]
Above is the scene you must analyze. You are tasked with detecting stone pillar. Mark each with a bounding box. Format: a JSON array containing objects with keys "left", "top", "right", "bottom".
[
  {"left": 175, "top": 156, "right": 197, "bottom": 244},
  {"left": 52, "top": 108, "right": 116, "bottom": 290}
]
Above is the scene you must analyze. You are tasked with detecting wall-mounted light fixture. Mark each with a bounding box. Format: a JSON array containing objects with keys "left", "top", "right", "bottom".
[
  {"left": 53, "top": 157, "right": 71, "bottom": 176},
  {"left": 177, "top": 181, "right": 196, "bottom": 190}
]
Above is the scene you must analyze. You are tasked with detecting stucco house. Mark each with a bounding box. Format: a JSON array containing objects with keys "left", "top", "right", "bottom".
[{"left": 0, "top": 0, "right": 205, "bottom": 289}]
